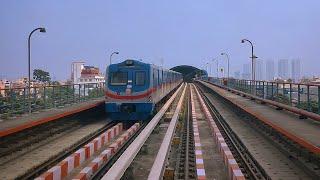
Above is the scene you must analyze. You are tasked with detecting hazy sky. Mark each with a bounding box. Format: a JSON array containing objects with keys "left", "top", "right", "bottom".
[{"left": 1, "top": 0, "right": 320, "bottom": 80}]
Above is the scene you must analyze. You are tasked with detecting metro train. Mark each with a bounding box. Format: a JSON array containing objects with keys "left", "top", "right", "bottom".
[{"left": 105, "top": 59, "right": 183, "bottom": 121}]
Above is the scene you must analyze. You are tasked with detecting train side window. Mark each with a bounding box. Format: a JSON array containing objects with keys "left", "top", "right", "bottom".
[
  {"left": 135, "top": 71, "right": 145, "bottom": 86},
  {"left": 110, "top": 72, "right": 128, "bottom": 85}
]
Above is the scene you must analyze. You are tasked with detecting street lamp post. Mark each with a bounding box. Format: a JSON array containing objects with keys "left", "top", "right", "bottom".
[
  {"left": 212, "top": 59, "right": 218, "bottom": 78},
  {"left": 241, "top": 39, "right": 258, "bottom": 95},
  {"left": 28, "top": 27, "right": 46, "bottom": 113},
  {"left": 241, "top": 39, "right": 257, "bottom": 81},
  {"left": 109, "top": 51, "right": 119, "bottom": 65},
  {"left": 213, "top": 59, "right": 219, "bottom": 78},
  {"left": 221, "top": 52, "right": 230, "bottom": 79}
]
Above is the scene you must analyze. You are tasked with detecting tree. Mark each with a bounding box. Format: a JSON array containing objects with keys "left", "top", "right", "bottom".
[{"left": 33, "top": 69, "right": 51, "bottom": 83}]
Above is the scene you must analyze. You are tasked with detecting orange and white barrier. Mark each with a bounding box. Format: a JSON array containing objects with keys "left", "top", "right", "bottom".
[
  {"left": 36, "top": 123, "right": 123, "bottom": 180},
  {"left": 73, "top": 123, "right": 140, "bottom": 180},
  {"left": 190, "top": 87, "right": 207, "bottom": 180},
  {"left": 193, "top": 85, "right": 245, "bottom": 180}
]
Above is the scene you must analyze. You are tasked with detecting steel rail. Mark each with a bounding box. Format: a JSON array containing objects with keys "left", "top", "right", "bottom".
[
  {"left": 91, "top": 122, "right": 148, "bottom": 179},
  {"left": 184, "top": 91, "right": 191, "bottom": 179},
  {"left": 101, "top": 83, "right": 185, "bottom": 180},
  {"left": 147, "top": 84, "right": 187, "bottom": 179}
]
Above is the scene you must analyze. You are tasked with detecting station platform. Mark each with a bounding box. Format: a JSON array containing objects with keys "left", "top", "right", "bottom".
[
  {"left": 199, "top": 81, "right": 320, "bottom": 154},
  {"left": 0, "top": 98, "right": 104, "bottom": 137}
]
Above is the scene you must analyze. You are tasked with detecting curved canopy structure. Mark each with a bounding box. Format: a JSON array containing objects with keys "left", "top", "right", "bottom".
[{"left": 170, "top": 65, "right": 207, "bottom": 82}]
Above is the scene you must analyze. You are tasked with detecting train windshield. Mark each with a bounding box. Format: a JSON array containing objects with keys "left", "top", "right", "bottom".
[
  {"left": 135, "top": 71, "right": 145, "bottom": 85},
  {"left": 110, "top": 72, "right": 128, "bottom": 85}
]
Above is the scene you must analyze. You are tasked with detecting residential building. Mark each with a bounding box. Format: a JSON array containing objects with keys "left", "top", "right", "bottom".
[
  {"left": 71, "top": 61, "right": 105, "bottom": 85},
  {"left": 71, "top": 61, "right": 85, "bottom": 84},
  {"left": 291, "top": 59, "right": 301, "bottom": 83},
  {"left": 234, "top": 71, "right": 240, "bottom": 79},
  {"left": 242, "top": 63, "right": 251, "bottom": 80},
  {"left": 11, "top": 77, "right": 28, "bottom": 89},
  {"left": 278, "top": 59, "right": 289, "bottom": 79},
  {"left": 79, "top": 66, "right": 105, "bottom": 84},
  {"left": 0, "top": 79, "right": 11, "bottom": 97},
  {"left": 266, "top": 60, "right": 275, "bottom": 81},
  {"left": 255, "top": 60, "right": 264, "bottom": 80}
]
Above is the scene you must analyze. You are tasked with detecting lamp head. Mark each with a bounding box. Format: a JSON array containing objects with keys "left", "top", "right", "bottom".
[
  {"left": 115, "top": 52, "right": 119, "bottom": 54},
  {"left": 39, "top": 28, "right": 46, "bottom": 33},
  {"left": 221, "top": 53, "right": 224, "bottom": 55}
]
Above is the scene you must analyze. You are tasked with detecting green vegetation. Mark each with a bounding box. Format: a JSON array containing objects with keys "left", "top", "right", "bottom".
[
  {"left": 299, "top": 101, "right": 319, "bottom": 113},
  {"left": 33, "top": 69, "right": 51, "bottom": 83},
  {"left": 0, "top": 85, "right": 104, "bottom": 119},
  {"left": 274, "top": 93, "right": 291, "bottom": 105}
]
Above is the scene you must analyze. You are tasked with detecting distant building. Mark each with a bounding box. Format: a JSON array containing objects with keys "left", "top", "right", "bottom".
[
  {"left": 79, "top": 66, "right": 105, "bottom": 84},
  {"left": 242, "top": 63, "right": 251, "bottom": 80},
  {"left": 255, "top": 60, "right": 264, "bottom": 80},
  {"left": 0, "top": 79, "right": 11, "bottom": 88},
  {"left": 291, "top": 59, "right": 301, "bottom": 83},
  {"left": 0, "top": 80, "right": 7, "bottom": 96},
  {"left": 71, "top": 61, "right": 105, "bottom": 85},
  {"left": 310, "top": 77, "right": 320, "bottom": 84},
  {"left": 234, "top": 71, "right": 240, "bottom": 79},
  {"left": 71, "top": 61, "right": 85, "bottom": 84},
  {"left": 11, "top": 77, "right": 28, "bottom": 89},
  {"left": 278, "top": 59, "right": 289, "bottom": 79},
  {"left": 266, "top": 60, "right": 275, "bottom": 81},
  {"left": 0, "top": 79, "right": 11, "bottom": 97}
]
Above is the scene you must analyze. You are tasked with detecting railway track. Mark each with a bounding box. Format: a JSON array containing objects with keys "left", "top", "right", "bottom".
[
  {"left": 100, "top": 83, "right": 186, "bottom": 179},
  {"left": 18, "top": 83, "right": 184, "bottom": 180},
  {"left": 0, "top": 107, "right": 110, "bottom": 179},
  {"left": 194, "top": 84, "right": 266, "bottom": 179},
  {"left": 4, "top": 81, "right": 317, "bottom": 180},
  {"left": 98, "top": 83, "right": 242, "bottom": 180},
  {"left": 174, "top": 86, "right": 196, "bottom": 180},
  {"left": 99, "top": 83, "right": 240, "bottom": 180},
  {"left": 196, "top": 82, "right": 318, "bottom": 179},
  {"left": 0, "top": 82, "right": 185, "bottom": 180}
]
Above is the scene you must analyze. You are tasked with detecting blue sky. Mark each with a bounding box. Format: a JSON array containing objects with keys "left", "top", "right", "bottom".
[{"left": 1, "top": 0, "right": 320, "bottom": 80}]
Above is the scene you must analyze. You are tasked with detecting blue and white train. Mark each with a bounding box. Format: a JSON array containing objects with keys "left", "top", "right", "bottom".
[{"left": 105, "top": 59, "right": 183, "bottom": 121}]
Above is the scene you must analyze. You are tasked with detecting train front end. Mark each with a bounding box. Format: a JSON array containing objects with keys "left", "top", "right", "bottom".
[{"left": 105, "top": 60, "right": 153, "bottom": 121}]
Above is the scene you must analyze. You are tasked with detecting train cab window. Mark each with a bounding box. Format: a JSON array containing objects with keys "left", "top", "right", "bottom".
[
  {"left": 135, "top": 71, "right": 145, "bottom": 85},
  {"left": 110, "top": 72, "right": 128, "bottom": 85}
]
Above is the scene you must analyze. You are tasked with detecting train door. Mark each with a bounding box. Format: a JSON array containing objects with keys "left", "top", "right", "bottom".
[{"left": 125, "top": 70, "right": 134, "bottom": 96}]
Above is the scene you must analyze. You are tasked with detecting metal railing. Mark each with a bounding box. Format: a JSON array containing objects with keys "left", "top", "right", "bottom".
[
  {"left": 0, "top": 83, "right": 105, "bottom": 119},
  {"left": 205, "top": 77, "right": 320, "bottom": 114}
]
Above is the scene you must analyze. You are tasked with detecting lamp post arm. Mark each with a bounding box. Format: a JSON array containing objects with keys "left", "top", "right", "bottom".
[{"left": 242, "top": 39, "right": 255, "bottom": 81}]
